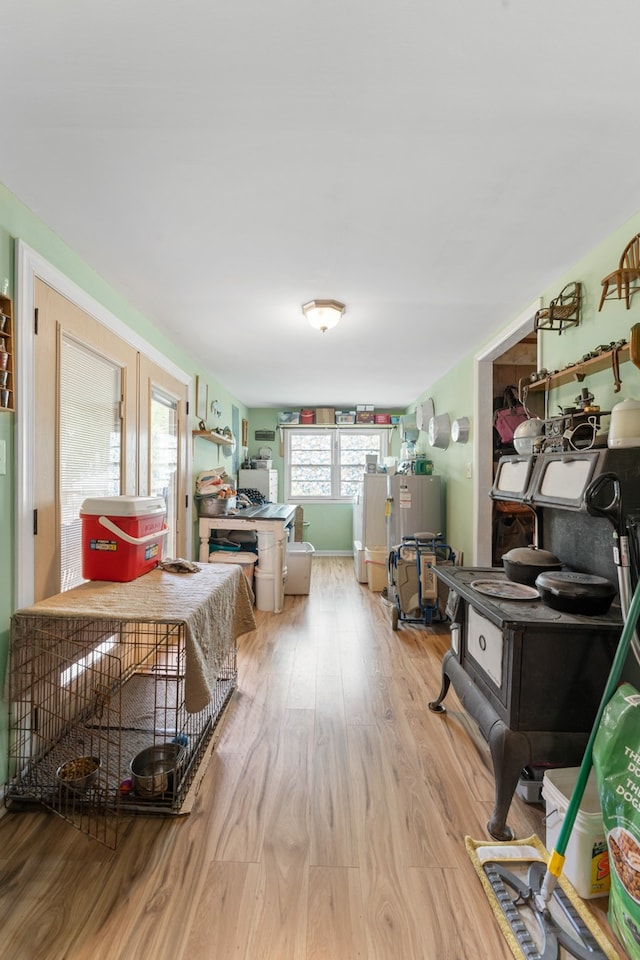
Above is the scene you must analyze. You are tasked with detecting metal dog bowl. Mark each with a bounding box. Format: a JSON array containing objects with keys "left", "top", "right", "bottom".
[
  {"left": 129, "top": 743, "right": 185, "bottom": 798},
  {"left": 56, "top": 755, "right": 101, "bottom": 791}
]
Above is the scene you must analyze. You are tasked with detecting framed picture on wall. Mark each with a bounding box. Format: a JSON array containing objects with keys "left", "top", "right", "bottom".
[
  {"left": 242, "top": 418, "right": 248, "bottom": 446},
  {"left": 196, "top": 376, "right": 208, "bottom": 420}
]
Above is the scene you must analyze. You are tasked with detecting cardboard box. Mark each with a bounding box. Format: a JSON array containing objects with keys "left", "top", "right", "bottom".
[
  {"left": 315, "top": 407, "right": 335, "bottom": 424},
  {"left": 356, "top": 411, "right": 375, "bottom": 423}
]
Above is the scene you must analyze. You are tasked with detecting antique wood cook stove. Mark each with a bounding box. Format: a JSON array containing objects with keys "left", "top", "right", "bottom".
[{"left": 429, "top": 447, "right": 640, "bottom": 841}]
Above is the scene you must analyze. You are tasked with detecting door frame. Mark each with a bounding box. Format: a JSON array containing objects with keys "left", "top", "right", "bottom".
[
  {"left": 472, "top": 298, "right": 541, "bottom": 566},
  {"left": 15, "top": 240, "right": 192, "bottom": 608}
]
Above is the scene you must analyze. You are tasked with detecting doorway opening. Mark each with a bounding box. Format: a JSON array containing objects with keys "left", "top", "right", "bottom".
[{"left": 472, "top": 299, "right": 541, "bottom": 565}]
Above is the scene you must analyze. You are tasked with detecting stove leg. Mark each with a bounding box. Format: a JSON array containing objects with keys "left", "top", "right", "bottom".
[
  {"left": 486, "top": 721, "right": 531, "bottom": 841},
  {"left": 428, "top": 649, "right": 454, "bottom": 713}
]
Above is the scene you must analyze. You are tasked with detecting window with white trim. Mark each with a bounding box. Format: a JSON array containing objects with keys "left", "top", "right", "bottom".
[{"left": 284, "top": 428, "right": 389, "bottom": 502}]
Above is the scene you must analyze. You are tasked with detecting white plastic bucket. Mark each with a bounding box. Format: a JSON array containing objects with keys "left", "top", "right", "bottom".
[
  {"left": 254, "top": 567, "right": 275, "bottom": 611},
  {"left": 257, "top": 531, "right": 276, "bottom": 573},
  {"left": 542, "top": 767, "right": 610, "bottom": 899},
  {"left": 364, "top": 545, "right": 387, "bottom": 592}
]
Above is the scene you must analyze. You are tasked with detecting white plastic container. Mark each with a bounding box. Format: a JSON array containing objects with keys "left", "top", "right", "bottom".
[
  {"left": 364, "top": 545, "right": 388, "bottom": 592},
  {"left": 542, "top": 767, "right": 610, "bottom": 899},
  {"left": 254, "top": 567, "right": 275, "bottom": 611},
  {"left": 608, "top": 397, "right": 640, "bottom": 448},
  {"left": 284, "top": 542, "right": 315, "bottom": 595}
]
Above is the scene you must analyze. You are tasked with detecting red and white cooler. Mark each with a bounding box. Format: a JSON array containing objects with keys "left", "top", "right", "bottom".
[{"left": 80, "top": 496, "right": 169, "bottom": 582}]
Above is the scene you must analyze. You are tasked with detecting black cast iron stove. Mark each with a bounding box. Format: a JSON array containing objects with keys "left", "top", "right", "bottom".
[{"left": 429, "top": 447, "right": 640, "bottom": 841}]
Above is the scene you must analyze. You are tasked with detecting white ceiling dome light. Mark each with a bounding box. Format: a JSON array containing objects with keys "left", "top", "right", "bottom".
[{"left": 302, "top": 299, "right": 345, "bottom": 333}]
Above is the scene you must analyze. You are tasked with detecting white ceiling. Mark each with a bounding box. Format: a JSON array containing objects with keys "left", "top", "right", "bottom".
[{"left": 4, "top": 1, "right": 640, "bottom": 409}]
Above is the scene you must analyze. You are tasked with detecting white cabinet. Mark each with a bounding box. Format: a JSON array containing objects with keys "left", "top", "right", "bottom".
[{"left": 238, "top": 468, "right": 278, "bottom": 502}]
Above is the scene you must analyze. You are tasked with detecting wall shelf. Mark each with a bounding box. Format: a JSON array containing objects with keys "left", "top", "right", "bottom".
[
  {"left": 192, "top": 430, "right": 234, "bottom": 445},
  {"left": 527, "top": 344, "right": 631, "bottom": 393},
  {"left": 278, "top": 423, "right": 397, "bottom": 430},
  {"left": 0, "top": 293, "right": 14, "bottom": 412}
]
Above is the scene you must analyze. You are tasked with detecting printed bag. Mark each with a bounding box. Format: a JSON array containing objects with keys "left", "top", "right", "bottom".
[
  {"left": 593, "top": 683, "right": 640, "bottom": 958},
  {"left": 493, "top": 385, "right": 528, "bottom": 445}
]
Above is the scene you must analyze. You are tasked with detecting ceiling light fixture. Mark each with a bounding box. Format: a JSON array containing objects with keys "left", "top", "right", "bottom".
[{"left": 302, "top": 299, "right": 345, "bottom": 333}]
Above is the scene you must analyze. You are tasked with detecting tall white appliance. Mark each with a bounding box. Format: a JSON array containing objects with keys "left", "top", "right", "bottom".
[{"left": 353, "top": 473, "right": 442, "bottom": 582}]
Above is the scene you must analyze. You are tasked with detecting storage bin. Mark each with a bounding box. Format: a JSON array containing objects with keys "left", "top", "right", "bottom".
[
  {"left": 542, "top": 767, "right": 610, "bottom": 899},
  {"left": 80, "top": 495, "right": 168, "bottom": 582},
  {"left": 364, "top": 545, "right": 388, "bottom": 592},
  {"left": 196, "top": 494, "right": 236, "bottom": 517},
  {"left": 315, "top": 408, "right": 335, "bottom": 425},
  {"left": 208, "top": 550, "right": 257, "bottom": 587},
  {"left": 300, "top": 409, "right": 315, "bottom": 424},
  {"left": 284, "top": 542, "right": 315, "bottom": 594}
]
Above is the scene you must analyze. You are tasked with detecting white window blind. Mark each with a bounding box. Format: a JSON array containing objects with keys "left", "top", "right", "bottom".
[
  {"left": 59, "top": 337, "right": 122, "bottom": 591},
  {"left": 149, "top": 386, "right": 178, "bottom": 558}
]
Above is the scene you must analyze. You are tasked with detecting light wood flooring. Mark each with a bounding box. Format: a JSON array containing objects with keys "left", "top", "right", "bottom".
[{"left": 0, "top": 557, "right": 624, "bottom": 959}]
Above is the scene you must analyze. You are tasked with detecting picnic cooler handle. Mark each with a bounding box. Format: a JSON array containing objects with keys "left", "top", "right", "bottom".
[{"left": 98, "top": 515, "right": 170, "bottom": 546}]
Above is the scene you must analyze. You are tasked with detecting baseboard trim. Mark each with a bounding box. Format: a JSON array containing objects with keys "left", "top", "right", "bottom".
[{"left": 311, "top": 550, "right": 352, "bottom": 557}]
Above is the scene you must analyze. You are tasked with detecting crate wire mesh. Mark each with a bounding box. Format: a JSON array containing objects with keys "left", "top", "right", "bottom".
[{"left": 8, "top": 614, "right": 237, "bottom": 847}]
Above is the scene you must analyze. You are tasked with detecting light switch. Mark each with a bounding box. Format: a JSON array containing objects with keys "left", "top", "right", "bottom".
[
  {"left": 0, "top": 439, "right": 5, "bottom": 475},
  {"left": 465, "top": 461, "right": 472, "bottom": 479}
]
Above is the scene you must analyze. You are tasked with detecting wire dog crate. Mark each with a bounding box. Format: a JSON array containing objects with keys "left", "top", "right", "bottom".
[{"left": 7, "top": 613, "right": 237, "bottom": 848}]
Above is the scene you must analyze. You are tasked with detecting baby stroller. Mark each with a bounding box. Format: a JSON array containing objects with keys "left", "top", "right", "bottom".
[{"left": 387, "top": 533, "right": 455, "bottom": 630}]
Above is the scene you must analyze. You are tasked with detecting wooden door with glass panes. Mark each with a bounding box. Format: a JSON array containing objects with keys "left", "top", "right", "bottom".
[
  {"left": 138, "top": 354, "right": 189, "bottom": 561},
  {"left": 34, "top": 279, "right": 138, "bottom": 601}
]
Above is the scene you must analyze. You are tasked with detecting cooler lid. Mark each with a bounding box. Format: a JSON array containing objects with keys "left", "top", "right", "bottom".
[{"left": 80, "top": 495, "right": 166, "bottom": 517}]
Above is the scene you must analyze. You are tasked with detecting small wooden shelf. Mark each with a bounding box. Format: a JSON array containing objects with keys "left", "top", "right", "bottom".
[
  {"left": 0, "top": 293, "right": 14, "bottom": 413},
  {"left": 192, "top": 430, "right": 234, "bottom": 446},
  {"left": 527, "top": 344, "right": 631, "bottom": 393}
]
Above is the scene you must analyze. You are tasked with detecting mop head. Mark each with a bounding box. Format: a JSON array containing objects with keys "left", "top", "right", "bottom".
[{"left": 465, "top": 835, "right": 619, "bottom": 960}]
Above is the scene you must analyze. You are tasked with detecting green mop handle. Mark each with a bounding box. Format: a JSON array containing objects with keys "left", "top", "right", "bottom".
[{"left": 537, "top": 577, "right": 640, "bottom": 908}]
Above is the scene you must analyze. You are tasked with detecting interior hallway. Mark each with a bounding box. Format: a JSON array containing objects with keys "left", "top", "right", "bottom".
[{"left": 0, "top": 557, "right": 623, "bottom": 959}]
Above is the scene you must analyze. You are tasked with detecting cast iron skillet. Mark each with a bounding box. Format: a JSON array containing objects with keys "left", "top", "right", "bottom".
[{"left": 535, "top": 570, "right": 616, "bottom": 616}]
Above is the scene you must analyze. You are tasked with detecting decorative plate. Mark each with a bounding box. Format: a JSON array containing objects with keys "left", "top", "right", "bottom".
[{"left": 470, "top": 579, "right": 539, "bottom": 600}]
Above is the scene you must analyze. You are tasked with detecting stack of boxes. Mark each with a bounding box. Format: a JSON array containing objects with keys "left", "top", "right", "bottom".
[{"left": 278, "top": 407, "right": 395, "bottom": 425}]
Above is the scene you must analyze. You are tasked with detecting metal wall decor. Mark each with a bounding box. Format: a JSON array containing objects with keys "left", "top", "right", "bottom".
[
  {"left": 428, "top": 413, "right": 451, "bottom": 449},
  {"left": 534, "top": 281, "right": 582, "bottom": 334},
  {"left": 451, "top": 417, "right": 470, "bottom": 443}
]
